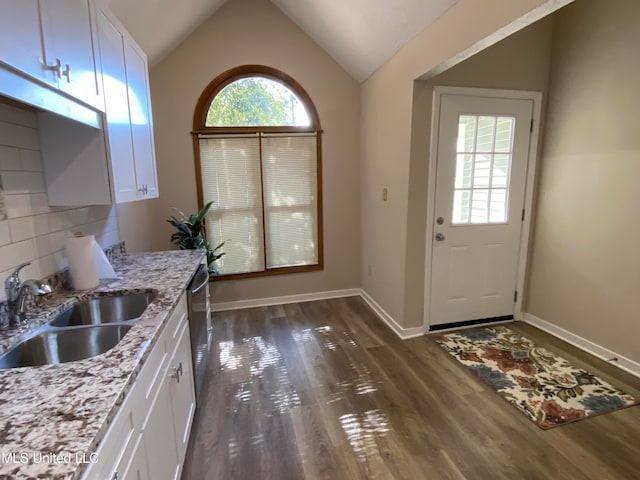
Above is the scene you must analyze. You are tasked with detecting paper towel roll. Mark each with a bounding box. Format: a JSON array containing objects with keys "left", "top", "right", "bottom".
[{"left": 66, "top": 235, "right": 99, "bottom": 290}]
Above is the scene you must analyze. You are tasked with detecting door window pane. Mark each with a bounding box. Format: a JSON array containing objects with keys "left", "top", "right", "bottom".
[
  {"left": 489, "top": 189, "right": 508, "bottom": 223},
  {"left": 473, "top": 155, "right": 491, "bottom": 188},
  {"left": 475, "top": 116, "right": 495, "bottom": 152},
  {"left": 495, "top": 117, "right": 514, "bottom": 152},
  {"left": 455, "top": 154, "right": 473, "bottom": 188},
  {"left": 452, "top": 114, "right": 515, "bottom": 225},
  {"left": 457, "top": 116, "right": 477, "bottom": 152},
  {"left": 471, "top": 189, "right": 489, "bottom": 223},
  {"left": 492, "top": 154, "right": 510, "bottom": 188},
  {"left": 452, "top": 190, "right": 471, "bottom": 224}
]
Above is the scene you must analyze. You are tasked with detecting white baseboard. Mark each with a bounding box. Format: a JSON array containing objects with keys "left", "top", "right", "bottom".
[
  {"left": 359, "top": 290, "right": 426, "bottom": 339},
  {"left": 211, "top": 289, "right": 361, "bottom": 312},
  {"left": 212, "top": 288, "right": 427, "bottom": 340},
  {"left": 522, "top": 312, "right": 640, "bottom": 378}
]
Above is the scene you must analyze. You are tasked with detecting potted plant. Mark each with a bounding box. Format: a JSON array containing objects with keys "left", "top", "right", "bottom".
[{"left": 167, "top": 201, "right": 225, "bottom": 274}]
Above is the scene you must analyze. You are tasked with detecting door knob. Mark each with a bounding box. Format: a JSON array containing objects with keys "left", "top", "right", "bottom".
[{"left": 435, "top": 233, "right": 445, "bottom": 242}]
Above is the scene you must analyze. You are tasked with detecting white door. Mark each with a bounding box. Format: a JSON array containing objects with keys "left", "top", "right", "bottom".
[{"left": 429, "top": 93, "right": 533, "bottom": 328}]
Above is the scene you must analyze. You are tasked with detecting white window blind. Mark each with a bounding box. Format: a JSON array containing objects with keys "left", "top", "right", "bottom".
[
  {"left": 199, "top": 133, "right": 318, "bottom": 275},
  {"left": 199, "top": 135, "right": 265, "bottom": 274},
  {"left": 262, "top": 134, "right": 318, "bottom": 268}
]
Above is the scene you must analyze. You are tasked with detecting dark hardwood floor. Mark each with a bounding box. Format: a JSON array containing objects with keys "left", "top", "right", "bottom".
[{"left": 182, "top": 296, "right": 640, "bottom": 479}]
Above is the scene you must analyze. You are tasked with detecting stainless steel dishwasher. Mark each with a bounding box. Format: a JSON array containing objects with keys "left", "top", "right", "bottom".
[{"left": 187, "top": 263, "right": 211, "bottom": 403}]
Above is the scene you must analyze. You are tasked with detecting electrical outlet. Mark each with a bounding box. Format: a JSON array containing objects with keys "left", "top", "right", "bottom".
[{"left": 382, "top": 187, "right": 388, "bottom": 201}]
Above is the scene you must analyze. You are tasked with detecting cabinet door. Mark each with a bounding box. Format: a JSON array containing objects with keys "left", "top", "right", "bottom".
[
  {"left": 39, "top": 0, "right": 103, "bottom": 110},
  {"left": 0, "top": 0, "right": 53, "bottom": 86},
  {"left": 96, "top": 10, "right": 138, "bottom": 203},
  {"left": 79, "top": 405, "right": 136, "bottom": 480},
  {"left": 119, "top": 433, "right": 149, "bottom": 480},
  {"left": 169, "top": 322, "right": 196, "bottom": 468},
  {"left": 142, "top": 374, "right": 180, "bottom": 480},
  {"left": 124, "top": 41, "right": 159, "bottom": 200}
]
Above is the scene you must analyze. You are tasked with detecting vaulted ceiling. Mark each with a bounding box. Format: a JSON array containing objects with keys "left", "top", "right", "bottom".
[{"left": 107, "top": 0, "right": 458, "bottom": 82}]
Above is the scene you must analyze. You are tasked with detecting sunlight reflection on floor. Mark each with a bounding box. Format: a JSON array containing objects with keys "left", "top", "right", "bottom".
[
  {"left": 220, "top": 336, "right": 301, "bottom": 415},
  {"left": 339, "top": 409, "right": 391, "bottom": 462}
]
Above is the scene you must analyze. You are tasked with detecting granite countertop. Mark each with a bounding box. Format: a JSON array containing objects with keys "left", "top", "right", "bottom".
[{"left": 0, "top": 250, "right": 205, "bottom": 480}]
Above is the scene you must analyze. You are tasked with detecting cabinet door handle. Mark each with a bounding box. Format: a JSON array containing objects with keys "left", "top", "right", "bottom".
[
  {"left": 42, "top": 58, "right": 62, "bottom": 78},
  {"left": 62, "top": 63, "right": 71, "bottom": 83},
  {"left": 169, "top": 362, "right": 183, "bottom": 382}
]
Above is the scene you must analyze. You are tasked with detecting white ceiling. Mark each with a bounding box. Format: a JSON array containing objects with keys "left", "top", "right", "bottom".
[
  {"left": 108, "top": 0, "right": 458, "bottom": 82},
  {"left": 107, "top": 0, "right": 227, "bottom": 68}
]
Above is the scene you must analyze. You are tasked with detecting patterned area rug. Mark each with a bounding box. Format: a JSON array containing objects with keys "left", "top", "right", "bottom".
[{"left": 431, "top": 326, "right": 639, "bottom": 429}]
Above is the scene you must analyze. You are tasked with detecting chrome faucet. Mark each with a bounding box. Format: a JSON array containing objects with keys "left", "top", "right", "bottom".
[{"left": 2, "top": 263, "right": 52, "bottom": 327}]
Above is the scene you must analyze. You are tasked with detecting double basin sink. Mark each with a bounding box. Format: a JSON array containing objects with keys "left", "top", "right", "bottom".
[{"left": 0, "top": 292, "right": 156, "bottom": 370}]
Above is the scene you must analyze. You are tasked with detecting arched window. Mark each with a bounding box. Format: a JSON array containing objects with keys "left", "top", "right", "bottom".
[{"left": 192, "top": 65, "right": 323, "bottom": 278}]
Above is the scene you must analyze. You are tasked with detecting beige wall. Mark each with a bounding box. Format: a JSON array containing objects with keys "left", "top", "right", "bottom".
[
  {"left": 116, "top": 199, "right": 157, "bottom": 253},
  {"left": 359, "top": 0, "right": 569, "bottom": 326},
  {"left": 403, "top": 18, "right": 554, "bottom": 328},
  {"left": 526, "top": 0, "right": 640, "bottom": 362},
  {"left": 149, "top": 0, "right": 360, "bottom": 303}
]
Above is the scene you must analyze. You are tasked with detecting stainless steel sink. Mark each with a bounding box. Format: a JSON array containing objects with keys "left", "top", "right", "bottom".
[
  {"left": 49, "top": 292, "right": 156, "bottom": 327},
  {"left": 0, "top": 291, "right": 156, "bottom": 370},
  {"left": 0, "top": 325, "right": 132, "bottom": 369}
]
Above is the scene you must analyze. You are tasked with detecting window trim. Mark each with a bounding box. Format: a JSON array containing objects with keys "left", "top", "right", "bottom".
[{"left": 191, "top": 65, "right": 324, "bottom": 281}]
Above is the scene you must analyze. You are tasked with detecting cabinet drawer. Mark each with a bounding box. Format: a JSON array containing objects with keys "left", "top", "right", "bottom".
[
  {"left": 136, "top": 333, "right": 168, "bottom": 407},
  {"left": 169, "top": 295, "right": 188, "bottom": 341}
]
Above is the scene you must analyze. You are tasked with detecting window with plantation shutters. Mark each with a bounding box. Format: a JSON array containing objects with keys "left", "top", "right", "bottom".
[{"left": 192, "top": 66, "right": 323, "bottom": 279}]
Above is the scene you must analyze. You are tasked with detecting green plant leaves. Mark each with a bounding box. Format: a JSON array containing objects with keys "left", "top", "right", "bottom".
[{"left": 166, "top": 201, "right": 225, "bottom": 274}]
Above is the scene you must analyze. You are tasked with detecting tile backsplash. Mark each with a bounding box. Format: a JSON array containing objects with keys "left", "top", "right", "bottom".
[{"left": 0, "top": 101, "right": 120, "bottom": 301}]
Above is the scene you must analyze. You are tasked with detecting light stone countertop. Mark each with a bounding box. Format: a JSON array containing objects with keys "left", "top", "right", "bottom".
[{"left": 0, "top": 249, "right": 205, "bottom": 480}]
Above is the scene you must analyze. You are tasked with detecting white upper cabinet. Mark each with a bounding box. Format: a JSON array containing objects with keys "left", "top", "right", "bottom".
[
  {"left": 96, "top": 10, "right": 138, "bottom": 202},
  {"left": 0, "top": 0, "right": 103, "bottom": 112},
  {"left": 1, "top": 1, "right": 158, "bottom": 205},
  {"left": 124, "top": 40, "right": 159, "bottom": 200},
  {"left": 97, "top": 8, "right": 158, "bottom": 203},
  {"left": 40, "top": 5, "right": 159, "bottom": 206},
  {"left": 39, "top": 0, "right": 104, "bottom": 111},
  {"left": 0, "top": 0, "right": 51, "bottom": 86}
]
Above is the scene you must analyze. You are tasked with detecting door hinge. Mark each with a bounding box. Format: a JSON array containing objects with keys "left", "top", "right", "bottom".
[
  {"left": 521, "top": 209, "right": 525, "bottom": 221},
  {"left": 530, "top": 119, "right": 534, "bottom": 132},
  {"left": 514, "top": 290, "right": 518, "bottom": 303}
]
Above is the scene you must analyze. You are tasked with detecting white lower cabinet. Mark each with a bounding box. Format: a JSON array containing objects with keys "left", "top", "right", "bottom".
[
  {"left": 169, "top": 321, "right": 196, "bottom": 466},
  {"left": 118, "top": 434, "right": 147, "bottom": 480},
  {"left": 143, "top": 318, "right": 195, "bottom": 480},
  {"left": 81, "top": 293, "right": 195, "bottom": 480},
  {"left": 143, "top": 372, "right": 180, "bottom": 480}
]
